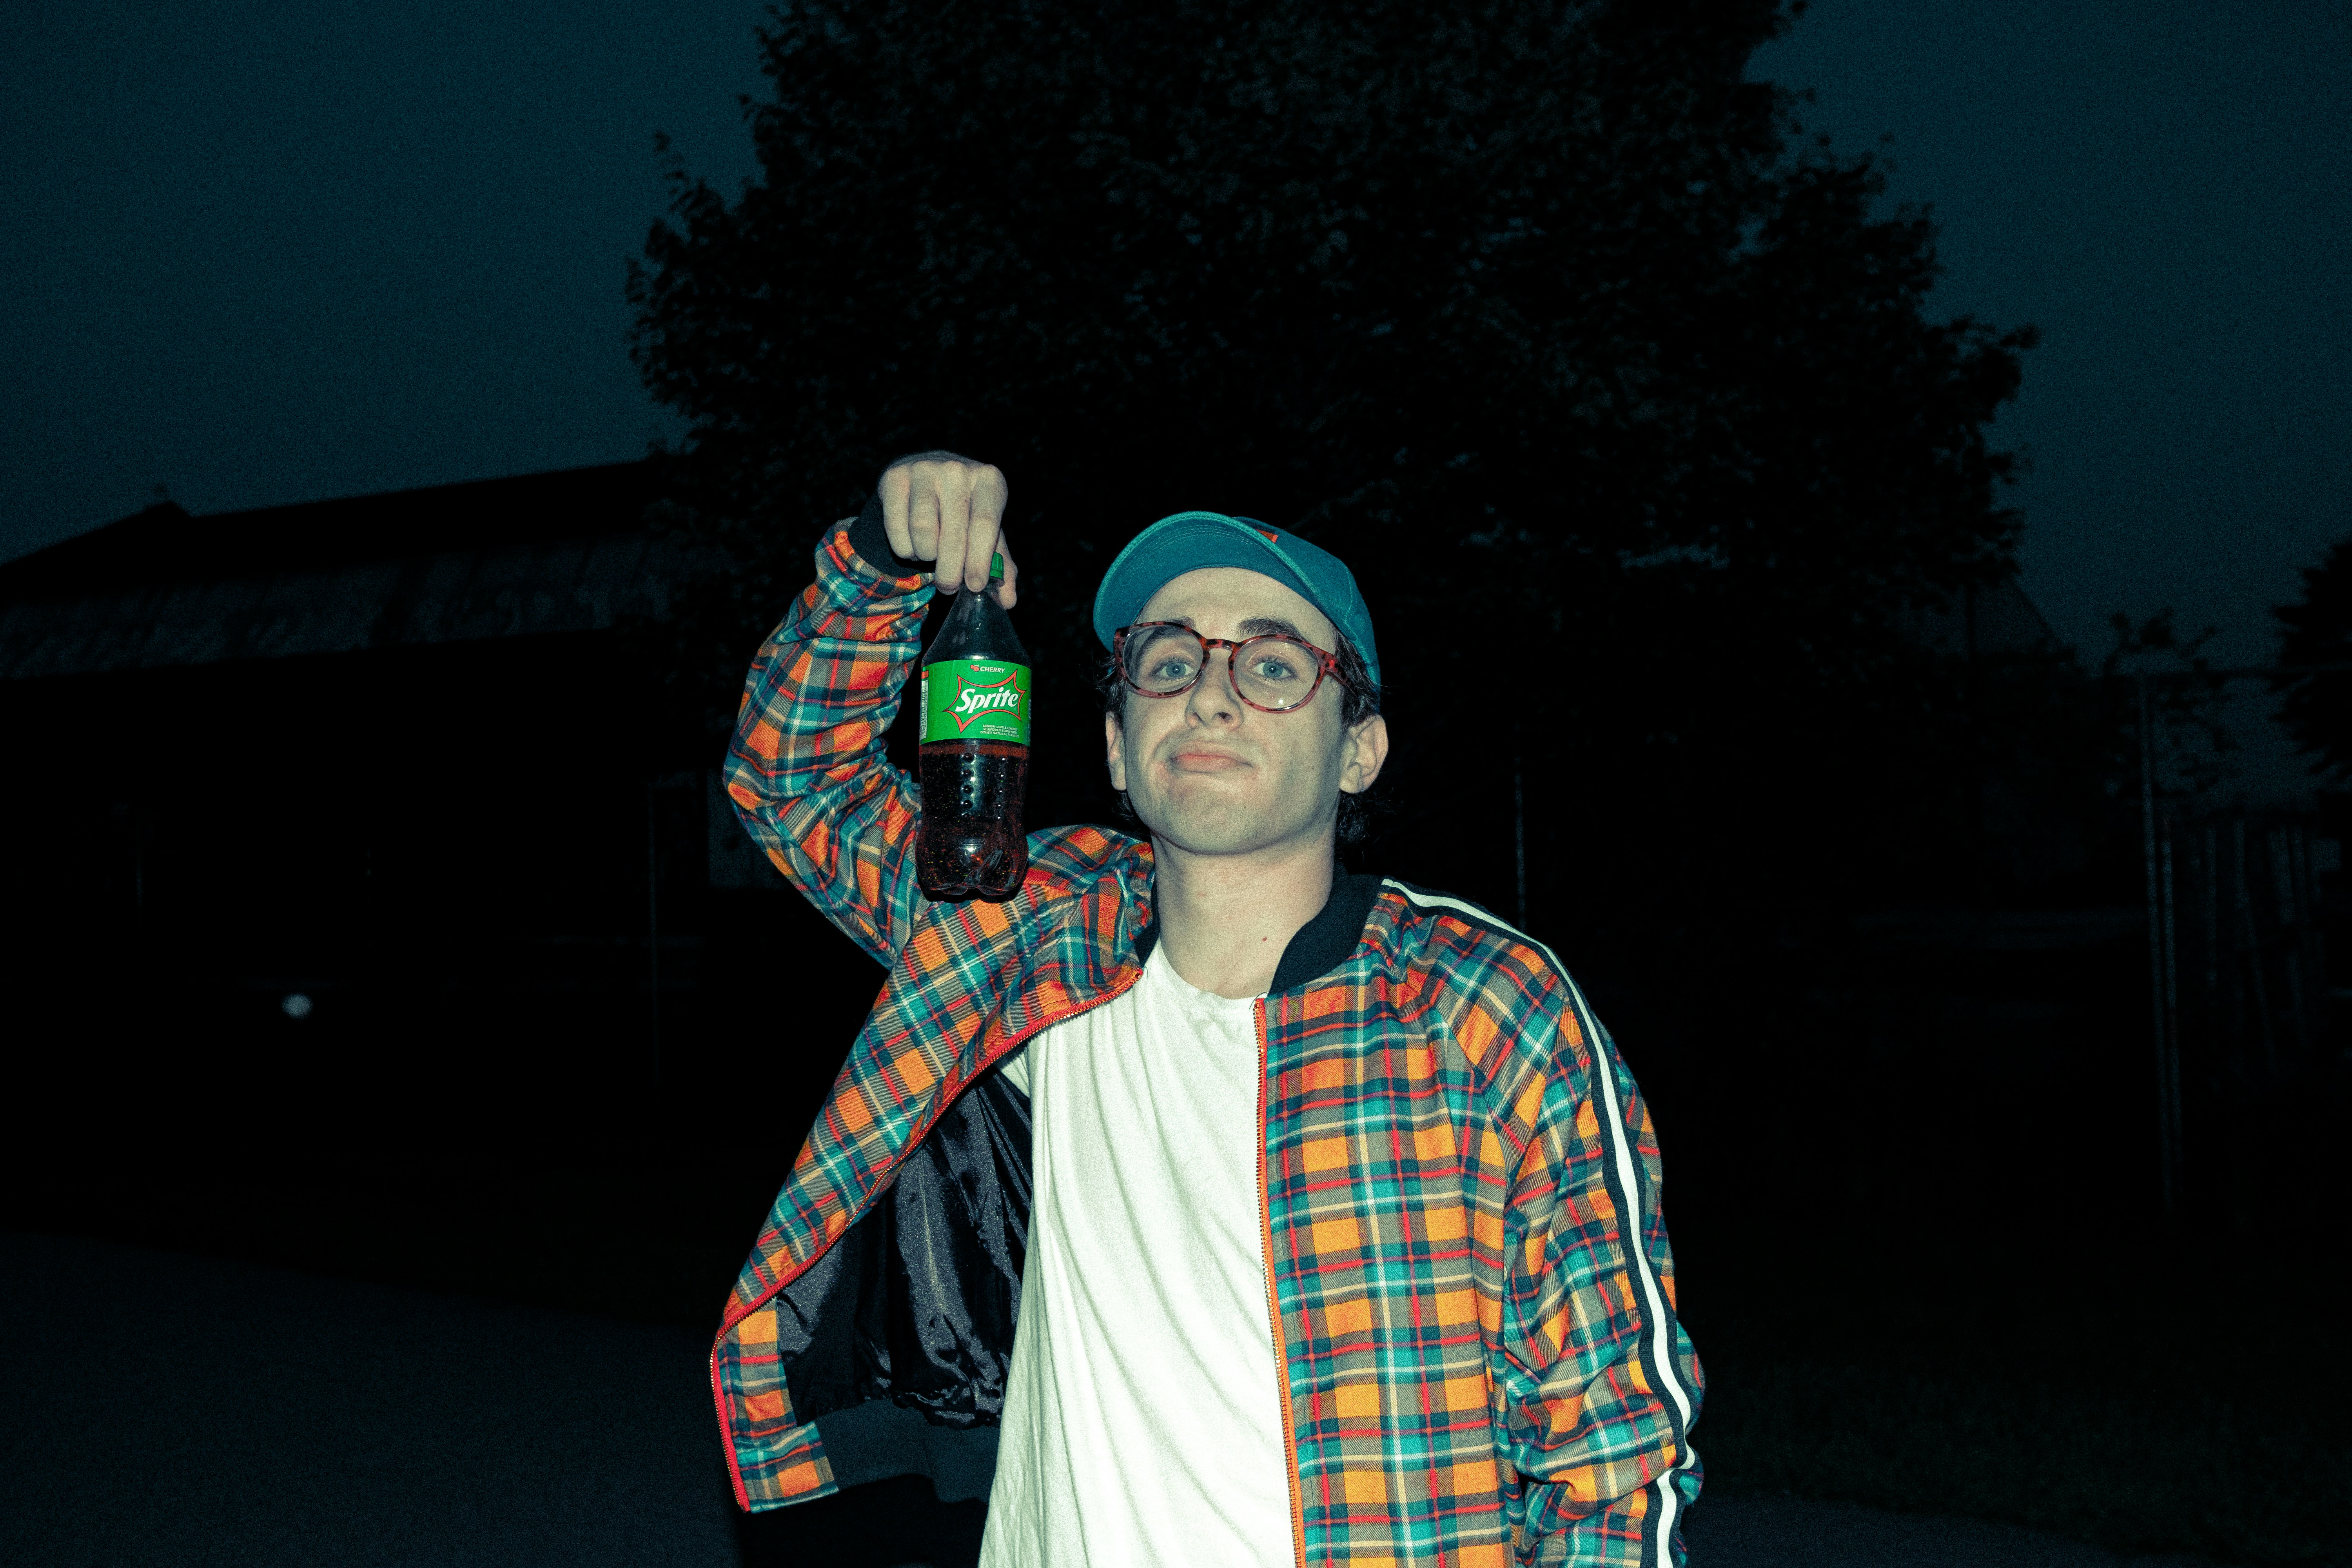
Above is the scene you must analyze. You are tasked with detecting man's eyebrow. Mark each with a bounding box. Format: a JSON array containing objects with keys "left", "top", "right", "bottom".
[
  {"left": 1150, "top": 613, "right": 1313, "bottom": 640},
  {"left": 1240, "top": 616, "right": 1305, "bottom": 639}
]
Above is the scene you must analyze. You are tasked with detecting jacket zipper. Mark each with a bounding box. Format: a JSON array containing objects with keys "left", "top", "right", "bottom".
[
  {"left": 1256, "top": 996, "right": 1310, "bottom": 1568},
  {"left": 712, "top": 964, "right": 1148, "bottom": 1506}
]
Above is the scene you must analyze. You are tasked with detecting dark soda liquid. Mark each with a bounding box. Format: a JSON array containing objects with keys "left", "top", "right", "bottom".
[{"left": 916, "top": 739, "right": 1031, "bottom": 900}]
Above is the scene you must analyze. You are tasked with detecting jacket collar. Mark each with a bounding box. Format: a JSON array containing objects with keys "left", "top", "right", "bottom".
[
  {"left": 1127, "top": 869, "right": 1382, "bottom": 993},
  {"left": 1271, "top": 871, "right": 1384, "bottom": 991}
]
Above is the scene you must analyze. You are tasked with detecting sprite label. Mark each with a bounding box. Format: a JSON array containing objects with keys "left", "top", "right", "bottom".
[{"left": 920, "top": 658, "right": 1032, "bottom": 744}]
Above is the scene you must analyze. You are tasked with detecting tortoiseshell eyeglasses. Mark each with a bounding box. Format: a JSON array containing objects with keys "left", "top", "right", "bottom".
[{"left": 1111, "top": 622, "right": 1342, "bottom": 713}]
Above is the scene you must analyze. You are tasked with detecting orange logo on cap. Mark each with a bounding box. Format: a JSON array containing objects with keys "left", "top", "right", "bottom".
[{"left": 1257, "top": 528, "right": 1279, "bottom": 544}]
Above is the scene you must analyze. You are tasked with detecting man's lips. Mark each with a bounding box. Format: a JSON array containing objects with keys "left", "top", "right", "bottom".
[{"left": 1167, "top": 746, "right": 1251, "bottom": 773}]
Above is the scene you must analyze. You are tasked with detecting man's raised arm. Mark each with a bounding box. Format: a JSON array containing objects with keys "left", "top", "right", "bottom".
[{"left": 722, "top": 454, "right": 1014, "bottom": 965}]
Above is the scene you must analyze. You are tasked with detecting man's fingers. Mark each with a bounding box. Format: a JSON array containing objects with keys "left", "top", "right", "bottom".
[
  {"left": 911, "top": 479, "right": 944, "bottom": 569},
  {"left": 965, "top": 468, "right": 1009, "bottom": 596},
  {"left": 931, "top": 475, "right": 970, "bottom": 595},
  {"left": 874, "top": 453, "right": 1007, "bottom": 589},
  {"left": 880, "top": 465, "right": 917, "bottom": 560},
  {"left": 993, "top": 534, "right": 1018, "bottom": 610}
]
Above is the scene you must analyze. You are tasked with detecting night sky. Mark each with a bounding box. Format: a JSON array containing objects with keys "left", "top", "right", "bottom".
[{"left": 8, "top": 1, "right": 2349, "bottom": 788}]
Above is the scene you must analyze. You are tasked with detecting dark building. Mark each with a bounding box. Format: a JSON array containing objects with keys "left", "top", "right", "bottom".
[
  {"left": 2, "top": 465, "right": 868, "bottom": 1283},
  {"left": 5, "top": 463, "right": 686, "bottom": 1016}
]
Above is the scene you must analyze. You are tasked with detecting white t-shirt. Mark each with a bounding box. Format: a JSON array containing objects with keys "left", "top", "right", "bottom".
[{"left": 977, "top": 945, "right": 1293, "bottom": 1568}]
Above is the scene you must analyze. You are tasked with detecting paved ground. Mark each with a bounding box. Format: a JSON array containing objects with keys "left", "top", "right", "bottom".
[{"left": 1, "top": 1234, "right": 2223, "bottom": 1567}]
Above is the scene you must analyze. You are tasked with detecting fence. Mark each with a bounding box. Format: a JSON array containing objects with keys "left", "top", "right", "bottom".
[{"left": 2134, "top": 668, "right": 2345, "bottom": 1222}]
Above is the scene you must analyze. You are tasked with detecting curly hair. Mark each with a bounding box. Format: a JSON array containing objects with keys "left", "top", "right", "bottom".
[{"left": 1096, "top": 630, "right": 1385, "bottom": 846}]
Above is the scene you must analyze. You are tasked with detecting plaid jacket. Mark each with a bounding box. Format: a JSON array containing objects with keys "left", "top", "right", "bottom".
[{"left": 714, "top": 511, "right": 1704, "bottom": 1566}]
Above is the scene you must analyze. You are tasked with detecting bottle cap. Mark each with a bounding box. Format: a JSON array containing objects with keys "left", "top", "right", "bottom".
[{"left": 990, "top": 552, "right": 1004, "bottom": 582}]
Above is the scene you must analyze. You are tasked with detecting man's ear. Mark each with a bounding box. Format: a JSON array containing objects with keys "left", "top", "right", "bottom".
[
  {"left": 1104, "top": 708, "right": 1129, "bottom": 793},
  {"left": 1339, "top": 713, "right": 1389, "bottom": 795}
]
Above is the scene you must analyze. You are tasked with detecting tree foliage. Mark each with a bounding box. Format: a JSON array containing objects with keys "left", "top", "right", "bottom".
[
  {"left": 2275, "top": 539, "right": 2352, "bottom": 782},
  {"left": 630, "top": 0, "right": 2042, "bottom": 937},
  {"left": 2109, "top": 609, "right": 2243, "bottom": 804}
]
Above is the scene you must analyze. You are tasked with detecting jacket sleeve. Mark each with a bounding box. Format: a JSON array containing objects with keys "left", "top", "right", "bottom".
[
  {"left": 1495, "top": 991, "right": 1704, "bottom": 1567},
  {"left": 724, "top": 495, "right": 937, "bottom": 966}
]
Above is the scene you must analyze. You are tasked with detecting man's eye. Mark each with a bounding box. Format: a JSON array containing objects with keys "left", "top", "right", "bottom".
[
  {"left": 1250, "top": 656, "right": 1303, "bottom": 682},
  {"left": 1152, "top": 657, "right": 1196, "bottom": 681}
]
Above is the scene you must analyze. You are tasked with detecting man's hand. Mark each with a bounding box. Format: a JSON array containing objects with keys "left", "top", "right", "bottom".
[{"left": 878, "top": 452, "right": 1016, "bottom": 606}]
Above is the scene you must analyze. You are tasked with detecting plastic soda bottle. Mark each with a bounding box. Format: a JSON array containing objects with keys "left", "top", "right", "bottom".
[{"left": 915, "top": 553, "right": 1031, "bottom": 900}]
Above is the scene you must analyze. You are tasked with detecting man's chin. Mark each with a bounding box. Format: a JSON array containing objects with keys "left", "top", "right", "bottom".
[
  {"left": 1133, "top": 797, "right": 1329, "bottom": 860},
  {"left": 1132, "top": 796, "right": 1258, "bottom": 856}
]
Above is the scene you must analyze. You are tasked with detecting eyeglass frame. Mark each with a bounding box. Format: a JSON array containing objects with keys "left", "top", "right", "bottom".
[{"left": 1109, "top": 621, "right": 1345, "bottom": 714}]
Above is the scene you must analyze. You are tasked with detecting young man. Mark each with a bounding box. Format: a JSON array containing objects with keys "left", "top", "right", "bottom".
[{"left": 715, "top": 454, "right": 1702, "bottom": 1566}]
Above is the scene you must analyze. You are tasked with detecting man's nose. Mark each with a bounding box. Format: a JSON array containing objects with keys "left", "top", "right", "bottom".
[{"left": 1185, "top": 647, "right": 1240, "bottom": 722}]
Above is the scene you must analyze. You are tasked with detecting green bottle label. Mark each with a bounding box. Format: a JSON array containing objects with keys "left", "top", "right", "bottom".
[{"left": 920, "top": 658, "right": 1032, "bottom": 744}]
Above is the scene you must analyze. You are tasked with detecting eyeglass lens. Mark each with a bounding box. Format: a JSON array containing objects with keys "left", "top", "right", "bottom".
[{"left": 1123, "top": 626, "right": 1323, "bottom": 710}]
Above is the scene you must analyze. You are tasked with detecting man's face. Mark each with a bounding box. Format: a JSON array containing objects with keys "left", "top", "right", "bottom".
[{"left": 1104, "top": 567, "right": 1388, "bottom": 860}]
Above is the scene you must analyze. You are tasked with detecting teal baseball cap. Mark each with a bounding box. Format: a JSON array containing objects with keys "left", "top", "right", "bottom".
[{"left": 1091, "top": 511, "right": 1381, "bottom": 689}]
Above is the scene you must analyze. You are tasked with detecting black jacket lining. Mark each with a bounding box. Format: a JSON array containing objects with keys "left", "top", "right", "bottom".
[{"left": 844, "top": 492, "right": 931, "bottom": 579}]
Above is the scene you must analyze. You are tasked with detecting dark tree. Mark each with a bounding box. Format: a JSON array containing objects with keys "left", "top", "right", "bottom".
[
  {"left": 2276, "top": 538, "right": 2352, "bottom": 780},
  {"left": 629, "top": 0, "right": 2038, "bottom": 940}
]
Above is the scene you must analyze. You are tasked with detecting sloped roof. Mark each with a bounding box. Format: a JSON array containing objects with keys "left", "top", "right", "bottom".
[
  {"left": 1901, "top": 577, "right": 2061, "bottom": 659},
  {"left": 0, "top": 462, "right": 668, "bottom": 680}
]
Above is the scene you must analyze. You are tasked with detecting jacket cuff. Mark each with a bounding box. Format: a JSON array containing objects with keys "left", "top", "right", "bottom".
[{"left": 843, "top": 492, "right": 931, "bottom": 582}]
